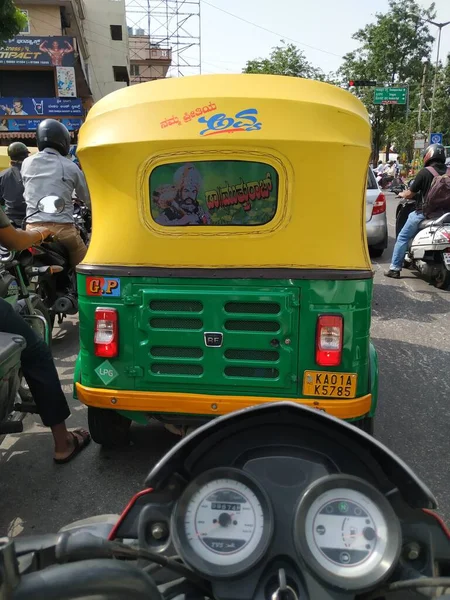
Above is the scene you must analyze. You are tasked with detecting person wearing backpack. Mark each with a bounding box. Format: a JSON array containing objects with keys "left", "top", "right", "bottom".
[{"left": 385, "top": 143, "right": 450, "bottom": 279}]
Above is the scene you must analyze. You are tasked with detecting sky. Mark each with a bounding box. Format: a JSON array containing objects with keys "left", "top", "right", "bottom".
[{"left": 195, "top": 0, "right": 450, "bottom": 76}]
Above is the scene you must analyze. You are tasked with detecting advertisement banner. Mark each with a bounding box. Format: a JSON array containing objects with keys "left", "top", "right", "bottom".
[
  {"left": 56, "top": 66, "right": 77, "bottom": 97},
  {"left": 0, "top": 118, "right": 83, "bottom": 132},
  {"left": 0, "top": 98, "right": 83, "bottom": 117},
  {"left": 150, "top": 160, "right": 278, "bottom": 226},
  {"left": 0, "top": 36, "right": 75, "bottom": 67}
]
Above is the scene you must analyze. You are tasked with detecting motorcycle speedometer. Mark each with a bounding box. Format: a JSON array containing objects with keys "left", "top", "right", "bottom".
[
  {"left": 294, "top": 475, "right": 401, "bottom": 592},
  {"left": 171, "top": 467, "right": 273, "bottom": 578}
]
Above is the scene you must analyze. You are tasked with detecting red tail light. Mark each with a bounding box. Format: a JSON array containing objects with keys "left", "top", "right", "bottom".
[
  {"left": 94, "top": 308, "right": 118, "bottom": 358},
  {"left": 372, "top": 193, "right": 386, "bottom": 215},
  {"left": 316, "top": 315, "right": 343, "bottom": 366}
]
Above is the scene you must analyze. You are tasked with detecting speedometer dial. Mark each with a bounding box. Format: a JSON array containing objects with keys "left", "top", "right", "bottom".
[
  {"left": 294, "top": 475, "right": 401, "bottom": 591},
  {"left": 172, "top": 468, "right": 273, "bottom": 577}
]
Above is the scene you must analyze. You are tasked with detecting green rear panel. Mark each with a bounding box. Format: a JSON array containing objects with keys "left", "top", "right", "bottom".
[
  {"left": 77, "top": 276, "right": 373, "bottom": 403},
  {"left": 134, "top": 287, "right": 299, "bottom": 395}
]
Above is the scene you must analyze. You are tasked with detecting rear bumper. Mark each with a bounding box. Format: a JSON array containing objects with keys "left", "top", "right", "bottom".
[
  {"left": 366, "top": 215, "right": 388, "bottom": 247},
  {"left": 76, "top": 383, "right": 372, "bottom": 420}
]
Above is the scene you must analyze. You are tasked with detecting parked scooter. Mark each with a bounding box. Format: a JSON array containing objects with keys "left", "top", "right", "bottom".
[{"left": 396, "top": 198, "right": 450, "bottom": 288}]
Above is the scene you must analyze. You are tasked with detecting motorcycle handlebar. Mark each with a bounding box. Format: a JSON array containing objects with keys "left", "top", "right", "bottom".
[{"left": 13, "top": 558, "right": 163, "bottom": 600}]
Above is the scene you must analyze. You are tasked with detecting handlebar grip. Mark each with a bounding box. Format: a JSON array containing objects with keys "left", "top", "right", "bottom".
[{"left": 13, "top": 559, "right": 162, "bottom": 600}]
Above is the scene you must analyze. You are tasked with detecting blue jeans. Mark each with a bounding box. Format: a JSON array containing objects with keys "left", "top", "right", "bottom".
[{"left": 390, "top": 211, "right": 424, "bottom": 271}]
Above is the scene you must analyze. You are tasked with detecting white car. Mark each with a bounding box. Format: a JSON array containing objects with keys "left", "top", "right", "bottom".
[{"left": 366, "top": 168, "right": 388, "bottom": 257}]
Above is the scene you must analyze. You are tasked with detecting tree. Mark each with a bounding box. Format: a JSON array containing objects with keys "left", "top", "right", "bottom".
[
  {"left": 243, "top": 42, "right": 324, "bottom": 80},
  {"left": 0, "top": 1, "right": 27, "bottom": 47},
  {"left": 339, "top": 0, "right": 435, "bottom": 161}
]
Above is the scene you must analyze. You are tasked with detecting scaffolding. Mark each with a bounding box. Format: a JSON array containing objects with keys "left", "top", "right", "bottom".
[{"left": 125, "top": 0, "right": 201, "bottom": 78}]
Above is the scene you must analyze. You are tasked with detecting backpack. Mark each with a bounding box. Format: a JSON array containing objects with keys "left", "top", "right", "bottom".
[{"left": 423, "top": 166, "right": 450, "bottom": 218}]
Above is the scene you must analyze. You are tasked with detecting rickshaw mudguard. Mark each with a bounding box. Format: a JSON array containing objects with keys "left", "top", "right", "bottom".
[{"left": 368, "top": 341, "right": 379, "bottom": 417}]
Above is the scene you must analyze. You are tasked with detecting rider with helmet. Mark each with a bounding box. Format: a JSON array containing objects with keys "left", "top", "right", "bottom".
[
  {"left": 385, "top": 143, "right": 448, "bottom": 279},
  {"left": 21, "top": 119, "right": 90, "bottom": 267},
  {"left": 0, "top": 142, "right": 30, "bottom": 226}
]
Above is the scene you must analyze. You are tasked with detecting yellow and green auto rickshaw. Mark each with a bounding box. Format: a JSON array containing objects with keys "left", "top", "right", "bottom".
[{"left": 74, "top": 74, "right": 378, "bottom": 446}]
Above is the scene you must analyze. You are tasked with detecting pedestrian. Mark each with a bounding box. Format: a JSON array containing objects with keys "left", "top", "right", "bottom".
[
  {"left": 0, "top": 209, "right": 90, "bottom": 462},
  {"left": 22, "top": 119, "right": 90, "bottom": 267},
  {"left": 385, "top": 143, "right": 450, "bottom": 279},
  {"left": 0, "top": 142, "right": 30, "bottom": 227}
]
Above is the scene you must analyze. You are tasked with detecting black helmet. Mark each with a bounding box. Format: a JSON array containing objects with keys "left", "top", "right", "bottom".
[
  {"left": 36, "top": 119, "right": 70, "bottom": 156},
  {"left": 423, "top": 143, "right": 446, "bottom": 167},
  {"left": 7, "top": 141, "right": 29, "bottom": 162}
]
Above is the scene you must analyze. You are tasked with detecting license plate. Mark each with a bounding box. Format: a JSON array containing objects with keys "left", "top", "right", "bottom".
[
  {"left": 443, "top": 252, "right": 450, "bottom": 266},
  {"left": 303, "top": 371, "right": 357, "bottom": 398}
]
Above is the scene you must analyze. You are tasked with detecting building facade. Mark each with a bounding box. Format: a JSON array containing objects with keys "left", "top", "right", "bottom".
[
  {"left": 128, "top": 28, "right": 171, "bottom": 85},
  {"left": 0, "top": 0, "right": 130, "bottom": 145}
]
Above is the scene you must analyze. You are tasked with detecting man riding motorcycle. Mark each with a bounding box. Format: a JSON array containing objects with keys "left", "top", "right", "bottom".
[
  {"left": 0, "top": 142, "right": 29, "bottom": 227},
  {"left": 385, "top": 143, "right": 449, "bottom": 279},
  {"left": 22, "top": 119, "right": 90, "bottom": 267}
]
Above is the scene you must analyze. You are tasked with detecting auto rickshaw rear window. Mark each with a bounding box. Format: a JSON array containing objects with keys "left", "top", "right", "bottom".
[{"left": 149, "top": 160, "right": 278, "bottom": 226}]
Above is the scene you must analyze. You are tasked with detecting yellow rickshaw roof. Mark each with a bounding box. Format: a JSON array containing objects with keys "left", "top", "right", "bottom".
[
  {"left": 88, "top": 74, "right": 367, "bottom": 117},
  {"left": 78, "top": 75, "right": 372, "bottom": 272}
]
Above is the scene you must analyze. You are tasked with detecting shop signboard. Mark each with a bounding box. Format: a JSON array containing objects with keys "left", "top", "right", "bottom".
[
  {"left": 0, "top": 36, "right": 75, "bottom": 67},
  {"left": 0, "top": 98, "right": 83, "bottom": 117},
  {"left": 0, "top": 118, "right": 83, "bottom": 132}
]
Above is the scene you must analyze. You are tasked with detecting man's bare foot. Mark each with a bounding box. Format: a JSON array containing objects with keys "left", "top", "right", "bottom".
[{"left": 54, "top": 428, "right": 91, "bottom": 464}]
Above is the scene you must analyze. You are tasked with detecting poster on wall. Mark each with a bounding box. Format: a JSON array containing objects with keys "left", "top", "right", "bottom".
[
  {"left": 0, "top": 118, "right": 83, "bottom": 132},
  {"left": 0, "top": 98, "right": 82, "bottom": 117},
  {"left": 56, "top": 66, "right": 77, "bottom": 97},
  {"left": 0, "top": 36, "right": 75, "bottom": 66},
  {"left": 150, "top": 161, "right": 278, "bottom": 226}
]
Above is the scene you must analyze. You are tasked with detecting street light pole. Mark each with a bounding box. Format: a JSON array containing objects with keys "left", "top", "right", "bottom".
[{"left": 426, "top": 19, "right": 450, "bottom": 140}]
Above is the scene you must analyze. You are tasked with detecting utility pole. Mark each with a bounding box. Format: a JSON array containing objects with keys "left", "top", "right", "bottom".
[
  {"left": 425, "top": 19, "right": 450, "bottom": 139},
  {"left": 417, "top": 59, "right": 428, "bottom": 133}
]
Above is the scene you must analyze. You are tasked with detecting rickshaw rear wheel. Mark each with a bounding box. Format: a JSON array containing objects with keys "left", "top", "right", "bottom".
[
  {"left": 88, "top": 407, "right": 131, "bottom": 447},
  {"left": 354, "top": 415, "right": 374, "bottom": 436}
]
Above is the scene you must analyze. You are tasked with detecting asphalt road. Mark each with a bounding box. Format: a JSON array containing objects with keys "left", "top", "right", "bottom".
[{"left": 1, "top": 192, "right": 449, "bottom": 538}]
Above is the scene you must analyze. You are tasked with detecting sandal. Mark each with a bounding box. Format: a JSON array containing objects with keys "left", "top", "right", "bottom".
[{"left": 54, "top": 429, "right": 91, "bottom": 464}]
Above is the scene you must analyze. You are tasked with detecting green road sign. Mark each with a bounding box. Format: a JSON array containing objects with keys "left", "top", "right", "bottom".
[{"left": 374, "top": 87, "right": 408, "bottom": 105}]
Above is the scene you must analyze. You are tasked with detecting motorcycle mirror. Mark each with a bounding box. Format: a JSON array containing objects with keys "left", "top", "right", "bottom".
[{"left": 37, "top": 195, "right": 64, "bottom": 214}]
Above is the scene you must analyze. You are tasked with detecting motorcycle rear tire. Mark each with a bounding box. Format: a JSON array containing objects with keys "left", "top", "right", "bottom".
[
  {"left": 434, "top": 265, "right": 450, "bottom": 290},
  {"left": 88, "top": 406, "right": 131, "bottom": 448}
]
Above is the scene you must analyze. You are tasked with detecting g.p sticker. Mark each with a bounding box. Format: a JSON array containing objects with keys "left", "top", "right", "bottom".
[{"left": 86, "top": 277, "right": 121, "bottom": 297}]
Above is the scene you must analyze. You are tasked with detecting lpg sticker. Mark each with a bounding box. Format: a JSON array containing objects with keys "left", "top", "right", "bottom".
[
  {"left": 95, "top": 360, "right": 118, "bottom": 386},
  {"left": 86, "top": 277, "right": 121, "bottom": 297}
]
